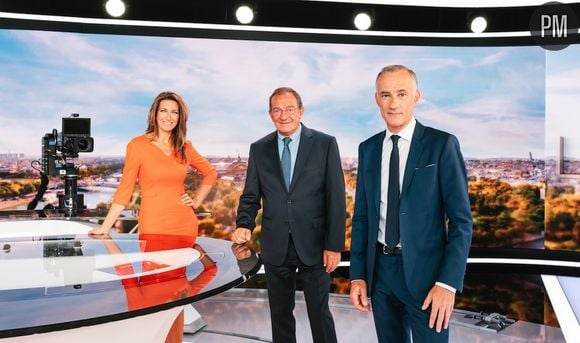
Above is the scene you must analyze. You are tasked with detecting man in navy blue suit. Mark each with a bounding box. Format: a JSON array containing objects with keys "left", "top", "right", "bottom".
[{"left": 349, "top": 65, "right": 472, "bottom": 343}]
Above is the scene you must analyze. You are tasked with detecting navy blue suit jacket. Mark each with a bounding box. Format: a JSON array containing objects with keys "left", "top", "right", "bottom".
[
  {"left": 350, "top": 121, "right": 472, "bottom": 300},
  {"left": 236, "top": 124, "right": 346, "bottom": 266}
]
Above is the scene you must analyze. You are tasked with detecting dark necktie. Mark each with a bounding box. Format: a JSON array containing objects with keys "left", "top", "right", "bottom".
[
  {"left": 281, "top": 137, "right": 292, "bottom": 190},
  {"left": 385, "top": 135, "right": 400, "bottom": 251}
]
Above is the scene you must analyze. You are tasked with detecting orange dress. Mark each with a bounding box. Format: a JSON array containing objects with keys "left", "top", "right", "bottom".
[{"left": 112, "top": 135, "right": 217, "bottom": 239}]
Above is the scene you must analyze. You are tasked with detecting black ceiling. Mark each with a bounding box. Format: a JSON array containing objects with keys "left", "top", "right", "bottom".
[
  {"left": 0, "top": 0, "right": 576, "bottom": 32},
  {"left": 1, "top": 1, "right": 579, "bottom": 46}
]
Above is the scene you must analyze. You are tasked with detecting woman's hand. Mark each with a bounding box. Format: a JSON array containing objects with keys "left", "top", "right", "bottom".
[{"left": 181, "top": 193, "right": 199, "bottom": 208}]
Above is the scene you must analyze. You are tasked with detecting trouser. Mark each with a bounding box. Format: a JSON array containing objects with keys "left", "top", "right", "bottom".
[
  {"left": 264, "top": 236, "right": 337, "bottom": 343},
  {"left": 371, "top": 251, "right": 449, "bottom": 343}
]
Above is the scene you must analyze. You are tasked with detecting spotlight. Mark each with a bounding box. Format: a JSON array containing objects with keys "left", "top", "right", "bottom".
[
  {"left": 105, "top": 0, "right": 126, "bottom": 18},
  {"left": 470, "top": 16, "right": 487, "bottom": 33},
  {"left": 235, "top": 5, "right": 254, "bottom": 24},
  {"left": 354, "top": 12, "right": 372, "bottom": 31}
]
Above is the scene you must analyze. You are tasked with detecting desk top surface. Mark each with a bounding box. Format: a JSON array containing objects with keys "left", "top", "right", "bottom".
[{"left": 0, "top": 218, "right": 260, "bottom": 338}]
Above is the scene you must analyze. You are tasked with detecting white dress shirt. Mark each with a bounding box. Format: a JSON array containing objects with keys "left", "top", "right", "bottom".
[
  {"left": 378, "top": 118, "right": 415, "bottom": 246},
  {"left": 277, "top": 124, "right": 302, "bottom": 182}
]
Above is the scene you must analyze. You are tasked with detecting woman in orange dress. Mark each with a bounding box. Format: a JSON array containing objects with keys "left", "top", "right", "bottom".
[
  {"left": 89, "top": 91, "right": 217, "bottom": 342},
  {"left": 90, "top": 91, "right": 217, "bottom": 238}
]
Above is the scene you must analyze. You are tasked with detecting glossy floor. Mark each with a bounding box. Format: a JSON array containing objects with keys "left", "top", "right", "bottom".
[{"left": 186, "top": 288, "right": 566, "bottom": 343}]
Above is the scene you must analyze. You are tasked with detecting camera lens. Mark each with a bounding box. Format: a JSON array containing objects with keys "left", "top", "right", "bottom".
[
  {"left": 77, "top": 138, "right": 90, "bottom": 151},
  {"left": 75, "top": 137, "right": 94, "bottom": 152}
]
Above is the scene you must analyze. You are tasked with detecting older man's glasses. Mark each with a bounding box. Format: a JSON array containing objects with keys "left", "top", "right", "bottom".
[{"left": 270, "top": 106, "right": 299, "bottom": 116}]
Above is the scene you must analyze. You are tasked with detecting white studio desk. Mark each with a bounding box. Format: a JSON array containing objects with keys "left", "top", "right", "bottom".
[{"left": 0, "top": 218, "right": 261, "bottom": 342}]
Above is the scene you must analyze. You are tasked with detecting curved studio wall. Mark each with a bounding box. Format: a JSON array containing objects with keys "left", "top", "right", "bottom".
[{"left": 0, "top": 8, "right": 578, "bottom": 328}]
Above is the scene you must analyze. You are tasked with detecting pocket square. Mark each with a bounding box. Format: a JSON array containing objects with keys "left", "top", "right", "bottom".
[{"left": 415, "top": 163, "right": 436, "bottom": 170}]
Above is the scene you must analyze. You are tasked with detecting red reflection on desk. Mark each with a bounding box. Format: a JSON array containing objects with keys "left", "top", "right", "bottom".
[{"left": 105, "top": 234, "right": 217, "bottom": 343}]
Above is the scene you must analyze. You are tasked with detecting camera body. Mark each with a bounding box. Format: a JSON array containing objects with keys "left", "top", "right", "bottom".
[
  {"left": 40, "top": 115, "right": 94, "bottom": 217},
  {"left": 42, "top": 116, "right": 94, "bottom": 177}
]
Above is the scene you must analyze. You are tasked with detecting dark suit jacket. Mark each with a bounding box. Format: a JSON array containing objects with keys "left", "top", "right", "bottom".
[
  {"left": 236, "top": 124, "right": 346, "bottom": 266},
  {"left": 350, "top": 121, "right": 472, "bottom": 300}
]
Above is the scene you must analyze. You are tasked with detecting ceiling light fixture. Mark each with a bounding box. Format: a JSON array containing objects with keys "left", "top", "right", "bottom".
[
  {"left": 354, "top": 12, "right": 372, "bottom": 31},
  {"left": 235, "top": 5, "right": 254, "bottom": 25},
  {"left": 105, "top": 0, "right": 126, "bottom": 18},
  {"left": 470, "top": 16, "right": 488, "bottom": 33}
]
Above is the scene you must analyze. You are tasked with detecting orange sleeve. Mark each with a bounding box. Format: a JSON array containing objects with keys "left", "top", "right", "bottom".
[
  {"left": 112, "top": 138, "right": 141, "bottom": 206},
  {"left": 186, "top": 142, "right": 217, "bottom": 186}
]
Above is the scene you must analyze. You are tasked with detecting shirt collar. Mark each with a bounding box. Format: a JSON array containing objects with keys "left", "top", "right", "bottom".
[
  {"left": 387, "top": 117, "right": 416, "bottom": 142},
  {"left": 277, "top": 123, "right": 302, "bottom": 142}
]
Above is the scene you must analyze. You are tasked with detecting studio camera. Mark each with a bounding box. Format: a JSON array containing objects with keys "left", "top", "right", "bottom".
[
  {"left": 32, "top": 114, "right": 95, "bottom": 217},
  {"left": 42, "top": 115, "right": 94, "bottom": 177}
]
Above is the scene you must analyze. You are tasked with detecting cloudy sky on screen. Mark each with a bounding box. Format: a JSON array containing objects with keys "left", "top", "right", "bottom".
[
  {"left": 0, "top": 29, "right": 569, "bottom": 159},
  {"left": 546, "top": 45, "right": 580, "bottom": 160}
]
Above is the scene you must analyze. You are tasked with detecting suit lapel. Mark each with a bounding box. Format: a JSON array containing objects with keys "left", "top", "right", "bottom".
[
  {"left": 402, "top": 122, "right": 425, "bottom": 196},
  {"left": 290, "top": 125, "right": 314, "bottom": 192},
  {"left": 370, "top": 131, "right": 385, "bottom": 215},
  {"left": 264, "top": 132, "right": 286, "bottom": 191}
]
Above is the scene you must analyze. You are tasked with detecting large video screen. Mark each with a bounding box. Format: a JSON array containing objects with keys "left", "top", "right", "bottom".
[{"left": 0, "top": 28, "right": 578, "bottom": 255}]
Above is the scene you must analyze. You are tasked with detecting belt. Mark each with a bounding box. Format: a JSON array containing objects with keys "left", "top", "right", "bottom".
[{"left": 376, "top": 242, "right": 402, "bottom": 255}]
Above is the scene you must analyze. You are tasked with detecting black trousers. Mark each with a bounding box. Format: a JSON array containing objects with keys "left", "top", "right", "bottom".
[{"left": 264, "top": 236, "right": 337, "bottom": 343}]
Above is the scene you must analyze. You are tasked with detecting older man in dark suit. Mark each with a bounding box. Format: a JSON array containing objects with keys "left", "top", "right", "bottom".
[
  {"left": 232, "top": 87, "right": 346, "bottom": 343},
  {"left": 349, "top": 65, "right": 472, "bottom": 343}
]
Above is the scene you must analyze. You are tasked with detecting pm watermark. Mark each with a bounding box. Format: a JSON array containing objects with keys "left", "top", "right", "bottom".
[{"left": 530, "top": 1, "right": 579, "bottom": 51}]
